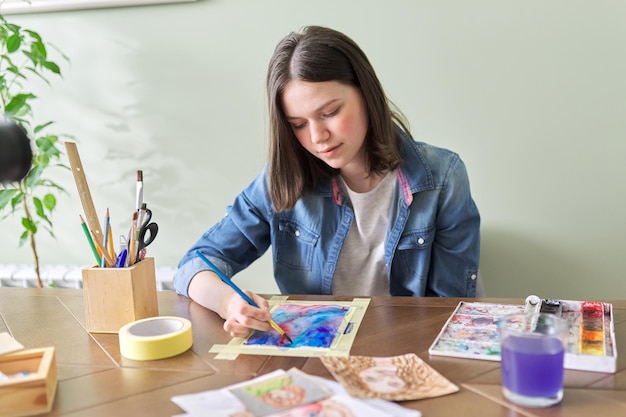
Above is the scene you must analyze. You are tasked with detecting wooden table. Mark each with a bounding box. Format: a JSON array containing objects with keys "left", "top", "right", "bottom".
[{"left": 0, "top": 288, "right": 624, "bottom": 416}]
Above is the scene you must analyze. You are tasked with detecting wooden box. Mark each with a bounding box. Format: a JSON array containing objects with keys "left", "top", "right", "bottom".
[
  {"left": 82, "top": 257, "right": 159, "bottom": 333},
  {"left": 0, "top": 347, "right": 57, "bottom": 417}
]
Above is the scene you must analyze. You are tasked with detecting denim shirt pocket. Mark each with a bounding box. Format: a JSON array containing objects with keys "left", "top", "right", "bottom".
[
  {"left": 275, "top": 220, "right": 319, "bottom": 270},
  {"left": 395, "top": 226, "right": 436, "bottom": 275}
]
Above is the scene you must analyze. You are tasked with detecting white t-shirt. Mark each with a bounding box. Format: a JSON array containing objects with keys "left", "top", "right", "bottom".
[{"left": 332, "top": 171, "right": 397, "bottom": 296}]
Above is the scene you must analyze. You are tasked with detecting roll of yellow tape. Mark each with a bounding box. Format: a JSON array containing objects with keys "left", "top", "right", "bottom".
[{"left": 119, "top": 316, "right": 193, "bottom": 361}]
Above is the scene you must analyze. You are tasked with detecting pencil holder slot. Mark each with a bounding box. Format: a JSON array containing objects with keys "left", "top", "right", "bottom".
[{"left": 82, "top": 257, "right": 159, "bottom": 333}]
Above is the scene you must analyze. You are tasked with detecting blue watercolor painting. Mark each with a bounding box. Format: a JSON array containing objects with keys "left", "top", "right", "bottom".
[{"left": 245, "top": 304, "right": 349, "bottom": 348}]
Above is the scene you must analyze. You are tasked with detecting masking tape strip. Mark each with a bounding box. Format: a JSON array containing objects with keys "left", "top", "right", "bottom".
[
  {"left": 119, "top": 316, "right": 193, "bottom": 361},
  {"left": 210, "top": 298, "right": 370, "bottom": 360}
]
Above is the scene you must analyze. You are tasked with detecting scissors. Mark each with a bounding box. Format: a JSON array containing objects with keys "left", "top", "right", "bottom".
[{"left": 135, "top": 208, "right": 159, "bottom": 261}]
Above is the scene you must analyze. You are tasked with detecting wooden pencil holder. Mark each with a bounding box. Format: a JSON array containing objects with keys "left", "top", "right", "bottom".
[{"left": 82, "top": 257, "right": 159, "bottom": 333}]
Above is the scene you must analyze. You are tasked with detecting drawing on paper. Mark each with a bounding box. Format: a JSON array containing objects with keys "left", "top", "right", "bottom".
[
  {"left": 245, "top": 304, "right": 349, "bottom": 348},
  {"left": 321, "top": 353, "right": 459, "bottom": 401},
  {"left": 264, "top": 395, "right": 384, "bottom": 417},
  {"left": 171, "top": 368, "right": 402, "bottom": 417},
  {"left": 228, "top": 368, "right": 330, "bottom": 417},
  {"left": 209, "top": 297, "right": 370, "bottom": 360}
]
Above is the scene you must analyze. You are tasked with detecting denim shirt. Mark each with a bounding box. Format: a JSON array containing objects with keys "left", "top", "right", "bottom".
[{"left": 174, "top": 132, "right": 480, "bottom": 297}]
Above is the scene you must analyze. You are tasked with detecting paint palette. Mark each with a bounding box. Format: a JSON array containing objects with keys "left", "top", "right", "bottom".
[{"left": 428, "top": 298, "right": 617, "bottom": 373}]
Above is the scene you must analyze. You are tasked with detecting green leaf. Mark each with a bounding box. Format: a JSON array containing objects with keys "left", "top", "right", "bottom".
[
  {"left": 6, "top": 33, "right": 21, "bottom": 53},
  {"left": 5, "top": 65, "right": 27, "bottom": 80},
  {"left": 6, "top": 23, "right": 21, "bottom": 34},
  {"left": 11, "top": 104, "right": 32, "bottom": 119},
  {"left": 22, "top": 217, "right": 37, "bottom": 233},
  {"left": 10, "top": 192, "right": 24, "bottom": 210},
  {"left": 30, "top": 39, "right": 47, "bottom": 61},
  {"left": 0, "top": 189, "right": 19, "bottom": 209},
  {"left": 9, "top": 116, "right": 30, "bottom": 128},
  {"left": 35, "top": 134, "right": 60, "bottom": 155},
  {"left": 24, "top": 29, "right": 42, "bottom": 43},
  {"left": 43, "top": 193, "right": 56, "bottom": 211},
  {"left": 34, "top": 121, "right": 54, "bottom": 134},
  {"left": 24, "top": 165, "right": 43, "bottom": 187},
  {"left": 34, "top": 197, "right": 52, "bottom": 227},
  {"left": 23, "top": 66, "right": 51, "bottom": 86},
  {"left": 5, "top": 93, "right": 36, "bottom": 116},
  {"left": 42, "top": 60, "right": 61, "bottom": 75},
  {"left": 36, "top": 180, "right": 66, "bottom": 194},
  {"left": 43, "top": 224, "right": 55, "bottom": 237},
  {"left": 19, "top": 230, "right": 28, "bottom": 247},
  {"left": 32, "top": 153, "right": 50, "bottom": 168},
  {"left": 41, "top": 215, "right": 53, "bottom": 229},
  {"left": 48, "top": 43, "right": 70, "bottom": 63},
  {"left": 33, "top": 196, "right": 44, "bottom": 216}
]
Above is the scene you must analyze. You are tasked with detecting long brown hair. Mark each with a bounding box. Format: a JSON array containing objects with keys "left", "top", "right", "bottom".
[{"left": 267, "top": 26, "right": 409, "bottom": 211}]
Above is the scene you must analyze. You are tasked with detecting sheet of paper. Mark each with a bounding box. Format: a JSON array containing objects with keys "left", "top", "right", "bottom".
[
  {"left": 244, "top": 304, "right": 349, "bottom": 348},
  {"left": 0, "top": 332, "right": 24, "bottom": 355},
  {"left": 210, "top": 297, "right": 370, "bottom": 360},
  {"left": 228, "top": 368, "right": 331, "bottom": 416},
  {"left": 321, "top": 353, "right": 459, "bottom": 401},
  {"left": 171, "top": 368, "right": 421, "bottom": 417},
  {"left": 256, "top": 393, "right": 391, "bottom": 417}
]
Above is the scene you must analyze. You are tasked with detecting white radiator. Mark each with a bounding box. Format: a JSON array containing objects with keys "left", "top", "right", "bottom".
[{"left": 0, "top": 264, "right": 176, "bottom": 291}]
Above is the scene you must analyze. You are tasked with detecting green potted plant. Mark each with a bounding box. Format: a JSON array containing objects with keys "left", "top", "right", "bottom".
[{"left": 0, "top": 12, "right": 72, "bottom": 288}]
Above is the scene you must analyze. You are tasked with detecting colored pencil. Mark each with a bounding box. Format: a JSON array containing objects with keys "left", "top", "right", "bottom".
[
  {"left": 106, "top": 208, "right": 116, "bottom": 262},
  {"left": 91, "top": 229, "right": 115, "bottom": 267},
  {"left": 195, "top": 250, "right": 293, "bottom": 343},
  {"left": 101, "top": 208, "right": 110, "bottom": 268},
  {"left": 80, "top": 215, "right": 101, "bottom": 265}
]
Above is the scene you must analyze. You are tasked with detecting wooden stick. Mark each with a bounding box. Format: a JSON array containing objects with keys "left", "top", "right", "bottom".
[{"left": 65, "top": 142, "right": 104, "bottom": 246}]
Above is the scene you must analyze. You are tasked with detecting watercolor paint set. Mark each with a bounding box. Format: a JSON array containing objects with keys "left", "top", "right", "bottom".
[{"left": 428, "top": 297, "right": 617, "bottom": 373}]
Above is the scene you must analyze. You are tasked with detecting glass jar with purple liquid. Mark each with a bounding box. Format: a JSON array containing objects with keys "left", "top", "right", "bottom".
[{"left": 499, "top": 312, "right": 569, "bottom": 407}]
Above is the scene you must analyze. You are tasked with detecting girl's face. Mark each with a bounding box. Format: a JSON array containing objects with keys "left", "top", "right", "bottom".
[
  {"left": 281, "top": 80, "right": 369, "bottom": 173},
  {"left": 358, "top": 364, "right": 406, "bottom": 394}
]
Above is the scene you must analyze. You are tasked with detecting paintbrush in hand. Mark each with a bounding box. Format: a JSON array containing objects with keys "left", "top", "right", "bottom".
[{"left": 195, "top": 250, "right": 293, "bottom": 343}]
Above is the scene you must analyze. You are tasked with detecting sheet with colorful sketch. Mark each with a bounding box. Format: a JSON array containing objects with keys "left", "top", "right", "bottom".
[
  {"left": 210, "top": 297, "right": 370, "bottom": 360},
  {"left": 171, "top": 368, "right": 421, "bottom": 417}
]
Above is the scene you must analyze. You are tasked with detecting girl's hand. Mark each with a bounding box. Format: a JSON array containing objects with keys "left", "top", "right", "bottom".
[{"left": 222, "top": 291, "right": 272, "bottom": 338}]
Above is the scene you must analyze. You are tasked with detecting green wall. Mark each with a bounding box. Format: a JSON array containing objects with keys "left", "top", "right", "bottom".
[{"left": 2, "top": 0, "right": 625, "bottom": 299}]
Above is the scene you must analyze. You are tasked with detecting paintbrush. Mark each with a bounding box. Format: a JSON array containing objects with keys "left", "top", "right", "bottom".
[{"left": 195, "top": 250, "right": 293, "bottom": 343}]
